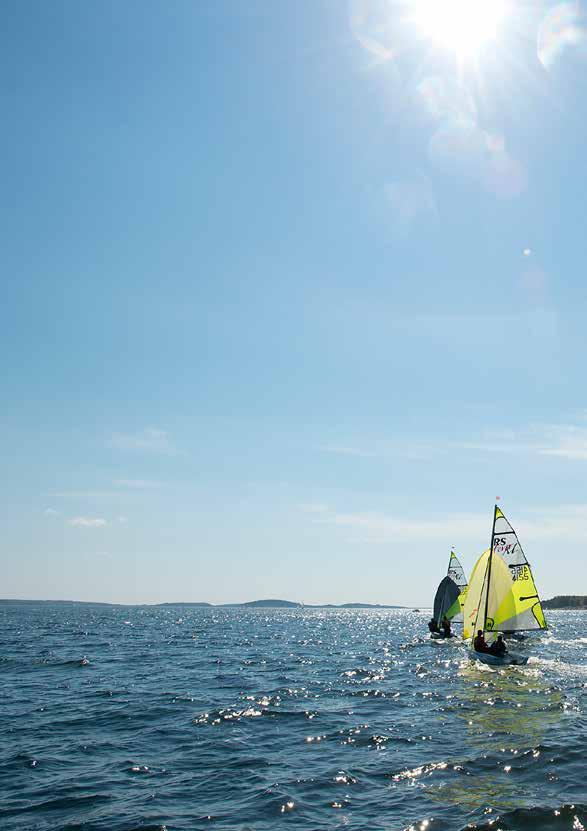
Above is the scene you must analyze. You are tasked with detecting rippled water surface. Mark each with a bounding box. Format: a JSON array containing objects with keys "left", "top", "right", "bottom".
[{"left": 0, "top": 604, "right": 586, "bottom": 831}]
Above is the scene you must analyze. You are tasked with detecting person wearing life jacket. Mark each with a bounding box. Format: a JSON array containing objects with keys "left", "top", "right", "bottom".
[
  {"left": 441, "top": 616, "right": 452, "bottom": 637},
  {"left": 473, "top": 630, "right": 490, "bottom": 652},
  {"left": 428, "top": 618, "right": 440, "bottom": 634},
  {"left": 489, "top": 634, "right": 507, "bottom": 656}
]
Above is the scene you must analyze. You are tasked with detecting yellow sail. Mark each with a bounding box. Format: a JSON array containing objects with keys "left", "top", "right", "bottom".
[
  {"left": 463, "top": 549, "right": 489, "bottom": 639},
  {"left": 465, "top": 505, "right": 547, "bottom": 639},
  {"left": 468, "top": 550, "right": 547, "bottom": 636},
  {"left": 445, "top": 591, "right": 465, "bottom": 621},
  {"left": 487, "top": 553, "right": 547, "bottom": 632},
  {"left": 457, "top": 584, "right": 468, "bottom": 615},
  {"left": 490, "top": 506, "right": 547, "bottom": 631},
  {"left": 481, "top": 551, "right": 512, "bottom": 633},
  {"left": 445, "top": 551, "right": 468, "bottom": 622}
]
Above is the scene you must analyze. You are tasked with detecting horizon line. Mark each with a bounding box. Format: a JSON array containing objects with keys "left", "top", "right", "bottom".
[{"left": 0, "top": 597, "right": 419, "bottom": 608}]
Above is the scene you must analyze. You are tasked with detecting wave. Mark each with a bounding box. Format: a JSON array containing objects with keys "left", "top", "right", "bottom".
[
  {"left": 32, "top": 656, "right": 91, "bottom": 667},
  {"left": 457, "top": 803, "right": 586, "bottom": 831}
]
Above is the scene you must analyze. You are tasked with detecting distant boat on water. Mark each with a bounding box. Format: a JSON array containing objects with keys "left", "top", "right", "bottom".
[{"left": 429, "top": 550, "right": 468, "bottom": 638}]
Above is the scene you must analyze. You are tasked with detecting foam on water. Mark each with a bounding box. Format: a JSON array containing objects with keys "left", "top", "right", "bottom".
[{"left": 0, "top": 604, "right": 585, "bottom": 830}]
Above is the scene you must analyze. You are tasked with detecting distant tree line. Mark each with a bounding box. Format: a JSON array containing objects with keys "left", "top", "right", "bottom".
[{"left": 542, "top": 596, "right": 587, "bottom": 609}]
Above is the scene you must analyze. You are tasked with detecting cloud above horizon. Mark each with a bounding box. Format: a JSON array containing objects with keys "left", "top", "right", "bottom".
[
  {"left": 67, "top": 517, "right": 108, "bottom": 528},
  {"left": 318, "top": 417, "right": 587, "bottom": 463},
  {"left": 306, "top": 502, "right": 587, "bottom": 547}
]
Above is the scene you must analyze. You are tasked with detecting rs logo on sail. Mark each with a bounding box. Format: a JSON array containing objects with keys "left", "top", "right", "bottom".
[{"left": 492, "top": 539, "right": 519, "bottom": 557}]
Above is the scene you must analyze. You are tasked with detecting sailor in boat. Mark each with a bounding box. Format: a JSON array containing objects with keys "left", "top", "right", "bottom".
[
  {"left": 428, "top": 617, "right": 440, "bottom": 634},
  {"left": 473, "top": 630, "right": 490, "bottom": 653},
  {"left": 488, "top": 634, "right": 507, "bottom": 657},
  {"left": 473, "top": 630, "right": 508, "bottom": 656},
  {"left": 441, "top": 616, "right": 452, "bottom": 637}
]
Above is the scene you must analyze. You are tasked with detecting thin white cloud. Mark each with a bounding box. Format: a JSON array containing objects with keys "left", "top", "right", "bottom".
[
  {"left": 319, "top": 442, "right": 436, "bottom": 460},
  {"left": 446, "top": 437, "right": 539, "bottom": 456},
  {"left": 318, "top": 420, "right": 587, "bottom": 465},
  {"left": 312, "top": 504, "right": 587, "bottom": 546},
  {"left": 536, "top": 425, "right": 587, "bottom": 460},
  {"left": 517, "top": 504, "right": 587, "bottom": 542},
  {"left": 114, "top": 479, "right": 163, "bottom": 489},
  {"left": 454, "top": 422, "right": 587, "bottom": 462},
  {"left": 109, "top": 428, "right": 175, "bottom": 455},
  {"left": 317, "top": 510, "right": 485, "bottom": 544},
  {"left": 67, "top": 517, "right": 108, "bottom": 528},
  {"left": 542, "top": 447, "right": 587, "bottom": 460},
  {"left": 117, "top": 516, "right": 128, "bottom": 524},
  {"left": 44, "top": 508, "right": 59, "bottom": 516}
]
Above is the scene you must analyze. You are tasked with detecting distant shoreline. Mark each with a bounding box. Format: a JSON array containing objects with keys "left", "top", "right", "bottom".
[
  {"left": 542, "top": 595, "right": 587, "bottom": 610},
  {"left": 0, "top": 598, "right": 408, "bottom": 609},
  {"left": 3, "top": 596, "right": 584, "bottom": 610}
]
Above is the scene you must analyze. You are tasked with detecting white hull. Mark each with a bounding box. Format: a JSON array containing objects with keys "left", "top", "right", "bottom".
[{"left": 430, "top": 631, "right": 454, "bottom": 639}]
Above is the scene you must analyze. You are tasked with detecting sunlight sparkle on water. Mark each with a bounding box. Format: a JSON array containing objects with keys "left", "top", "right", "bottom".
[{"left": 412, "top": 0, "right": 508, "bottom": 58}]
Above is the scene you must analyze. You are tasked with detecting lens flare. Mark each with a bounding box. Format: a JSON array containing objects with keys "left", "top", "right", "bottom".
[
  {"left": 412, "top": 0, "right": 508, "bottom": 58},
  {"left": 537, "top": 2, "right": 587, "bottom": 69}
]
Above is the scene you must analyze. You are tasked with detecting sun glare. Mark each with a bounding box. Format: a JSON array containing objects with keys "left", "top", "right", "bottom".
[{"left": 412, "top": 0, "right": 508, "bottom": 59}]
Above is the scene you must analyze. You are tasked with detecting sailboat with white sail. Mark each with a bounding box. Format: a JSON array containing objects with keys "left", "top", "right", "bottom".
[
  {"left": 463, "top": 505, "right": 547, "bottom": 665},
  {"left": 430, "top": 550, "right": 468, "bottom": 639}
]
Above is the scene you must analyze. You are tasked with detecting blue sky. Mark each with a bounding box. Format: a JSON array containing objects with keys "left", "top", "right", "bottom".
[{"left": 2, "top": 0, "right": 587, "bottom": 604}]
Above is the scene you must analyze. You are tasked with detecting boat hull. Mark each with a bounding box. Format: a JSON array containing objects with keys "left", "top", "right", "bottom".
[
  {"left": 469, "top": 649, "right": 528, "bottom": 666},
  {"left": 430, "top": 632, "right": 454, "bottom": 640}
]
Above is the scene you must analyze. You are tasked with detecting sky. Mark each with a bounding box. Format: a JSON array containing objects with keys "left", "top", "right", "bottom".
[{"left": 2, "top": 0, "right": 587, "bottom": 605}]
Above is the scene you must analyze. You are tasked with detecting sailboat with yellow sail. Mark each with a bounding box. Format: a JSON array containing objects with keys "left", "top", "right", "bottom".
[{"left": 463, "top": 505, "right": 547, "bottom": 666}]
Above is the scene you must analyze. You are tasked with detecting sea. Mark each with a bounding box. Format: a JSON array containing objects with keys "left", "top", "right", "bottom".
[{"left": 0, "top": 604, "right": 585, "bottom": 831}]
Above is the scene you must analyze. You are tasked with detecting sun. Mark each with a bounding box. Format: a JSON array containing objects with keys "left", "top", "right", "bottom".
[{"left": 411, "top": 0, "right": 508, "bottom": 59}]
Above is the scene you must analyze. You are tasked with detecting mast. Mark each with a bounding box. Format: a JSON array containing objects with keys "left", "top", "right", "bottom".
[{"left": 482, "top": 504, "right": 498, "bottom": 634}]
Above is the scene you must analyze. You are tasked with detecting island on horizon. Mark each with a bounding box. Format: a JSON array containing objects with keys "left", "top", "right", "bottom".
[
  {"left": 0, "top": 597, "right": 408, "bottom": 609},
  {"left": 3, "top": 595, "right": 584, "bottom": 609},
  {"left": 541, "top": 595, "right": 587, "bottom": 610}
]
